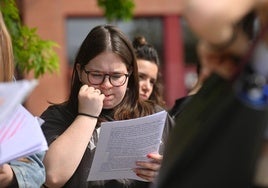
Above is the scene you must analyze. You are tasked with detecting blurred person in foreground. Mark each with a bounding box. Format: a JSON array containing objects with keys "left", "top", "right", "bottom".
[
  {"left": 0, "top": 11, "right": 45, "bottom": 188},
  {"left": 156, "top": 0, "right": 268, "bottom": 187}
]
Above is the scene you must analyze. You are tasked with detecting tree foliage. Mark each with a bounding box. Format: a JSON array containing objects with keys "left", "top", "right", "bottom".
[
  {"left": 97, "top": 0, "right": 135, "bottom": 22},
  {"left": 0, "top": 0, "right": 59, "bottom": 78}
]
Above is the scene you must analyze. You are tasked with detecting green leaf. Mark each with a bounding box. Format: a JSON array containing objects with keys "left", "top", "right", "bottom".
[
  {"left": 97, "top": 0, "right": 135, "bottom": 22},
  {"left": 0, "top": 0, "right": 59, "bottom": 78}
]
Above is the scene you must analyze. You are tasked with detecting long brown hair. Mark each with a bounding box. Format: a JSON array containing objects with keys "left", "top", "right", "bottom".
[
  {"left": 133, "top": 36, "right": 166, "bottom": 108},
  {"left": 67, "top": 25, "right": 155, "bottom": 120},
  {"left": 0, "top": 11, "right": 14, "bottom": 82}
]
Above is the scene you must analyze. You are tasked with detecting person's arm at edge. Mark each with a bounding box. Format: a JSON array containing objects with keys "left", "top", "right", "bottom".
[{"left": 8, "top": 152, "right": 45, "bottom": 188}]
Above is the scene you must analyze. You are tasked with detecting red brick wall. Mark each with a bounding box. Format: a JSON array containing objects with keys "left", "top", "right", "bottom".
[{"left": 20, "top": 0, "right": 184, "bottom": 115}]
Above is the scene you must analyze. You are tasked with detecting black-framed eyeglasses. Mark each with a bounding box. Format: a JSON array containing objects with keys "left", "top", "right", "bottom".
[{"left": 83, "top": 69, "right": 130, "bottom": 87}]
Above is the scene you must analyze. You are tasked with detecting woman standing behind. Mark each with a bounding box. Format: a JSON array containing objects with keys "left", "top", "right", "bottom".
[
  {"left": 133, "top": 36, "right": 166, "bottom": 108},
  {"left": 0, "top": 11, "right": 45, "bottom": 188},
  {"left": 41, "top": 25, "right": 174, "bottom": 188}
]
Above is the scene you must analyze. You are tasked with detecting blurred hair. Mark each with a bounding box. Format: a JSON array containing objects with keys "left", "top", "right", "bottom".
[{"left": 0, "top": 11, "right": 14, "bottom": 82}]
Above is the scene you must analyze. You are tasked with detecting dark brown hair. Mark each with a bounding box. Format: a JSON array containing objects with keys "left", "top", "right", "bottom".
[
  {"left": 133, "top": 36, "right": 166, "bottom": 108},
  {"left": 67, "top": 25, "right": 155, "bottom": 120}
]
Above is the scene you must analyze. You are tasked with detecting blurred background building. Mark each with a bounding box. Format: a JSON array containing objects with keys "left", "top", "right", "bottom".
[{"left": 18, "top": 0, "right": 198, "bottom": 115}]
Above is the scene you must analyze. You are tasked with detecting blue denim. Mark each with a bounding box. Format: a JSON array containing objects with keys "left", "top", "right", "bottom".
[{"left": 9, "top": 151, "right": 45, "bottom": 188}]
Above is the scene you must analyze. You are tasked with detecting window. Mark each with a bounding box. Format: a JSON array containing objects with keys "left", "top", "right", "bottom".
[{"left": 66, "top": 17, "right": 163, "bottom": 67}]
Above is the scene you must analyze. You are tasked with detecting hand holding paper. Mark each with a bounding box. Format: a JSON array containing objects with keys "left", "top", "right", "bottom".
[{"left": 87, "top": 110, "right": 167, "bottom": 182}]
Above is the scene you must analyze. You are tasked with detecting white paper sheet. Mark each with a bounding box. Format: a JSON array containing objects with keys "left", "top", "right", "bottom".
[
  {"left": 0, "top": 79, "right": 38, "bottom": 123},
  {"left": 0, "top": 105, "right": 48, "bottom": 165},
  {"left": 87, "top": 110, "right": 167, "bottom": 182},
  {"left": 0, "top": 80, "right": 48, "bottom": 165}
]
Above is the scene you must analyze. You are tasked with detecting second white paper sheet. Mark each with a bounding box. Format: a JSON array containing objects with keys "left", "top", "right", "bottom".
[{"left": 87, "top": 110, "right": 167, "bottom": 182}]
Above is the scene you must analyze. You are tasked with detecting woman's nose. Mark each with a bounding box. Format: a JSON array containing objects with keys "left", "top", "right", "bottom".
[
  {"left": 142, "top": 80, "right": 151, "bottom": 90},
  {"left": 101, "top": 76, "right": 113, "bottom": 89}
]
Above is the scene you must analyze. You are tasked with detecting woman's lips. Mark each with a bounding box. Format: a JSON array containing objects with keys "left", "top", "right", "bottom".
[{"left": 140, "top": 94, "right": 148, "bottom": 100}]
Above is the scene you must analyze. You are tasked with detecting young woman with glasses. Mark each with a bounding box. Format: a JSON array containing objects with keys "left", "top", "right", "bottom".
[{"left": 40, "top": 25, "right": 174, "bottom": 188}]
